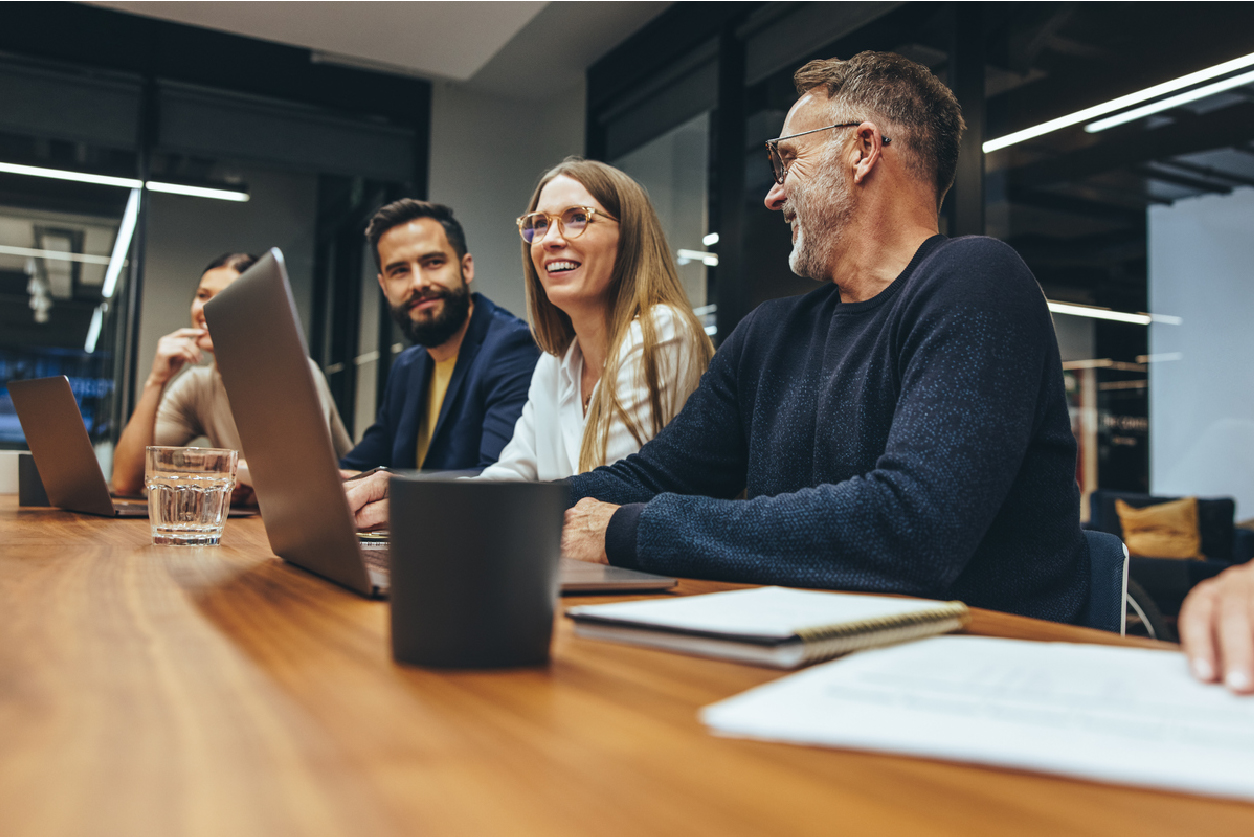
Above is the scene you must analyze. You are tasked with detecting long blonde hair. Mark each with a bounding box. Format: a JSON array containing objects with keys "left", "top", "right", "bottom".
[{"left": 522, "top": 157, "right": 714, "bottom": 472}]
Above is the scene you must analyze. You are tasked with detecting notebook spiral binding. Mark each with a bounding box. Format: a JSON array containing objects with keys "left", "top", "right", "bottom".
[{"left": 793, "top": 601, "right": 970, "bottom": 663}]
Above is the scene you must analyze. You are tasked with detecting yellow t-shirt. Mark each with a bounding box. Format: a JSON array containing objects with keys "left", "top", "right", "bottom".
[{"left": 416, "top": 353, "right": 458, "bottom": 468}]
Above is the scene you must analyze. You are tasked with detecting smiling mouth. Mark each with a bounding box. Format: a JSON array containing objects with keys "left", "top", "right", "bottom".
[
  {"left": 406, "top": 295, "right": 443, "bottom": 312},
  {"left": 545, "top": 260, "right": 580, "bottom": 274}
]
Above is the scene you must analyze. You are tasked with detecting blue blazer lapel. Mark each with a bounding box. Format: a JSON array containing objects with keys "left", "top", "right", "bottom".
[{"left": 428, "top": 295, "right": 492, "bottom": 454}]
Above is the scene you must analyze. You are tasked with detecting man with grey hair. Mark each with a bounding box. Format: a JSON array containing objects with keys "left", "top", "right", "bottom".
[{"left": 562, "top": 51, "right": 1089, "bottom": 624}]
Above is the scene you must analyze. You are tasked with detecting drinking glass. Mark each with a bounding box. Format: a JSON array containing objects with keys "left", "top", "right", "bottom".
[{"left": 145, "top": 446, "right": 238, "bottom": 545}]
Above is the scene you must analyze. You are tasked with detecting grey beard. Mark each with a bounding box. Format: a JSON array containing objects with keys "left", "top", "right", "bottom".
[{"left": 785, "top": 163, "right": 853, "bottom": 282}]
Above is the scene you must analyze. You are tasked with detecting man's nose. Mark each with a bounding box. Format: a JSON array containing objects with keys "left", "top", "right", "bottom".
[{"left": 764, "top": 180, "right": 786, "bottom": 211}]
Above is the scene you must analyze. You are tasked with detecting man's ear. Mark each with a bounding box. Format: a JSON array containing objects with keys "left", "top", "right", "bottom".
[
  {"left": 376, "top": 272, "right": 386, "bottom": 293},
  {"left": 851, "top": 123, "right": 887, "bottom": 185},
  {"left": 461, "top": 253, "right": 475, "bottom": 285}
]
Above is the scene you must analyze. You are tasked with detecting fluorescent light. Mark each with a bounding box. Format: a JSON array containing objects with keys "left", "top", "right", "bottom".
[
  {"left": 983, "top": 49, "right": 1254, "bottom": 152},
  {"left": 0, "top": 244, "right": 112, "bottom": 265},
  {"left": 84, "top": 305, "right": 104, "bottom": 354},
  {"left": 147, "top": 181, "right": 249, "bottom": 202},
  {"left": 677, "top": 248, "right": 719, "bottom": 267},
  {"left": 702, "top": 232, "right": 720, "bottom": 246},
  {"left": 1047, "top": 301, "right": 1153, "bottom": 325},
  {"left": 0, "top": 160, "right": 248, "bottom": 201},
  {"left": 1086, "top": 67, "right": 1254, "bottom": 132},
  {"left": 102, "top": 188, "right": 140, "bottom": 299},
  {"left": 0, "top": 160, "right": 141, "bottom": 189},
  {"left": 1136, "top": 352, "right": 1183, "bottom": 363},
  {"left": 704, "top": 324, "right": 718, "bottom": 336}
]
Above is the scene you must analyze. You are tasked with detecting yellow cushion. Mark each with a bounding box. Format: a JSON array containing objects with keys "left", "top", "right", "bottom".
[{"left": 1115, "top": 497, "right": 1204, "bottom": 560}]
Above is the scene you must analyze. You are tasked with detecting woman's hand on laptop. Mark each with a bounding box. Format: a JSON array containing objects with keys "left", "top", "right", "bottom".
[{"left": 345, "top": 469, "right": 390, "bottom": 530}]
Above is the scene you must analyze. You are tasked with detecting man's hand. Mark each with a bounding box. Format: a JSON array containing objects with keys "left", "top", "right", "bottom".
[
  {"left": 149, "top": 328, "right": 206, "bottom": 387},
  {"left": 344, "top": 469, "right": 390, "bottom": 531},
  {"left": 562, "top": 497, "right": 620, "bottom": 565},
  {"left": 1180, "top": 561, "right": 1254, "bottom": 694}
]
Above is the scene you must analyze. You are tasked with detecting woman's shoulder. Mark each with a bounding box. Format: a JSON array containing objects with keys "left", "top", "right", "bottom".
[{"left": 624, "top": 304, "right": 688, "bottom": 346}]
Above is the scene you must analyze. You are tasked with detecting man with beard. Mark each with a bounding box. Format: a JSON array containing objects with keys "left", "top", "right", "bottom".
[
  {"left": 340, "top": 199, "right": 539, "bottom": 473},
  {"left": 561, "top": 51, "right": 1089, "bottom": 624}
]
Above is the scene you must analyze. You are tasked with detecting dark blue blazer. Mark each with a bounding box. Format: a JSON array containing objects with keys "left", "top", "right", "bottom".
[{"left": 340, "top": 293, "right": 539, "bottom": 471}]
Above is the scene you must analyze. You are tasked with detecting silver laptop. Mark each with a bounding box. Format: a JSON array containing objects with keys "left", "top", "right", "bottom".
[
  {"left": 7, "top": 376, "right": 253, "bottom": 519},
  {"left": 204, "top": 247, "right": 675, "bottom": 599}
]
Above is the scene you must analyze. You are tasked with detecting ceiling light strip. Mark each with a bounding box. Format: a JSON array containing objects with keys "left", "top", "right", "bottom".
[
  {"left": 983, "top": 49, "right": 1254, "bottom": 153},
  {"left": 0, "top": 160, "right": 142, "bottom": 189},
  {"left": 0, "top": 161, "right": 248, "bottom": 201},
  {"left": 1047, "top": 301, "right": 1151, "bottom": 325},
  {"left": 101, "top": 189, "right": 141, "bottom": 300},
  {"left": 83, "top": 306, "right": 104, "bottom": 354},
  {"left": 146, "top": 181, "right": 249, "bottom": 202},
  {"left": 1086, "top": 67, "right": 1254, "bottom": 133},
  {"left": 0, "top": 244, "right": 113, "bottom": 265}
]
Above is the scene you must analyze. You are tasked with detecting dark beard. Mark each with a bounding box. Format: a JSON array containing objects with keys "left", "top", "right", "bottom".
[{"left": 390, "top": 282, "right": 472, "bottom": 348}]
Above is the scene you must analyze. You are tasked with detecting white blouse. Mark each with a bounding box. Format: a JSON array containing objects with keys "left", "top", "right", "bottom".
[{"left": 478, "top": 305, "right": 699, "bottom": 481}]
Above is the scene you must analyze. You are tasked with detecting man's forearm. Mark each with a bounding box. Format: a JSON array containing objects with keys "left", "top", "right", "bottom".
[{"left": 110, "top": 379, "right": 166, "bottom": 495}]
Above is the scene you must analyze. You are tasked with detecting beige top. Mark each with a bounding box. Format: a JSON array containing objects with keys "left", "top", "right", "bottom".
[
  {"left": 154, "top": 361, "right": 352, "bottom": 459},
  {"left": 415, "top": 352, "right": 458, "bottom": 469}
]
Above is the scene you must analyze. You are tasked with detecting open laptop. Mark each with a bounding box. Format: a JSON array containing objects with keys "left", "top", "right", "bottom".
[
  {"left": 204, "top": 247, "right": 675, "bottom": 599},
  {"left": 7, "top": 376, "right": 252, "bottom": 518}
]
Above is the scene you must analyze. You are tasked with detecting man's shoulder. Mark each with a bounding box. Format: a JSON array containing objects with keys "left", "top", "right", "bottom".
[
  {"left": 474, "top": 293, "right": 531, "bottom": 335},
  {"left": 919, "top": 235, "right": 1031, "bottom": 278},
  {"left": 472, "top": 293, "right": 538, "bottom": 357},
  {"left": 909, "top": 235, "right": 1038, "bottom": 299}
]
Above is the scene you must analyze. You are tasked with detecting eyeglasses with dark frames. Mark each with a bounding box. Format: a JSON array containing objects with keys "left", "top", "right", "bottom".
[
  {"left": 516, "top": 205, "right": 618, "bottom": 244},
  {"left": 764, "top": 122, "right": 891, "bottom": 185}
]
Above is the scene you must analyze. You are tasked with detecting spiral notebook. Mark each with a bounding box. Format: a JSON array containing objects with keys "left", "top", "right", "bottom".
[{"left": 566, "top": 586, "right": 970, "bottom": 669}]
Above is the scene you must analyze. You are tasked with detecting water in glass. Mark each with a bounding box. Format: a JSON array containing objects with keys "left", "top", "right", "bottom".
[
  {"left": 147, "top": 474, "right": 234, "bottom": 544},
  {"left": 145, "top": 446, "right": 238, "bottom": 545}
]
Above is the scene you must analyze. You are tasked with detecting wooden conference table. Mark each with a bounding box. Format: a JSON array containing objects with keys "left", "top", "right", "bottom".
[{"left": 2, "top": 496, "right": 1253, "bottom": 837}]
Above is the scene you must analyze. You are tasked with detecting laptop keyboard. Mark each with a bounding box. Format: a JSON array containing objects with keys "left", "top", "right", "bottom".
[{"left": 361, "top": 542, "right": 390, "bottom": 579}]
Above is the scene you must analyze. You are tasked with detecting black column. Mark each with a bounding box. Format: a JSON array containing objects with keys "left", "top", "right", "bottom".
[
  {"left": 714, "top": 25, "right": 747, "bottom": 342},
  {"left": 949, "top": 2, "right": 985, "bottom": 237}
]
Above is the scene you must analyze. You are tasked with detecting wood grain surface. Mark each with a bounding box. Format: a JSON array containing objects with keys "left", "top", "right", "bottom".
[{"left": 1, "top": 495, "right": 1251, "bottom": 837}]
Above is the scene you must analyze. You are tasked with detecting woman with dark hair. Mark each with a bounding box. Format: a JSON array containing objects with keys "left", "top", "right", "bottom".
[
  {"left": 111, "top": 253, "right": 350, "bottom": 499},
  {"left": 479, "top": 157, "right": 713, "bottom": 479}
]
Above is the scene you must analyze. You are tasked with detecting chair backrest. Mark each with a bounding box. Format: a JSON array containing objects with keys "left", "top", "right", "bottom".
[
  {"left": 1082, "top": 530, "right": 1130, "bottom": 634},
  {"left": 1089, "top": 490, "right": 1235, "bottom": 562}
]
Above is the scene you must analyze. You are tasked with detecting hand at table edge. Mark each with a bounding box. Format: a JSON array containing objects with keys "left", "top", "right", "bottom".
[{"left": 1179, "top": 560, "right": 1254, "bottom": 694}]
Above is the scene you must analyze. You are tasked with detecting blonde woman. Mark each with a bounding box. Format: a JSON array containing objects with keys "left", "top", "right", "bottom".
[
  {"left": 345, "top": 159, "right": 712, "bottom": 528},
  {"left": 478, "top": 157, "right": 713, "bottom": 480}
]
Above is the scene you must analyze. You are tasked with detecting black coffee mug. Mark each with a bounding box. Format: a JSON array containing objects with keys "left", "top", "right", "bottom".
[{"left": 388, "top": 476, "right": 569, "bottom": 668}]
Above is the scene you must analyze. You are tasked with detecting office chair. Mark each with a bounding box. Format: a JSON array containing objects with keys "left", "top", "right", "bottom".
[{"left": 1082, "top": 530, "right": 1129, "bottom": 635}]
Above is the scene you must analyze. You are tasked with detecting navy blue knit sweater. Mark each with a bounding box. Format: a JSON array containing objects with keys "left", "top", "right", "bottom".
[{"left": 570, "top": 236, "right": 1089, "bottom": 624}]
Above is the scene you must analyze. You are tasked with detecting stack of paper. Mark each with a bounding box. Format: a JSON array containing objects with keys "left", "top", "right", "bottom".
[{"left": 702, "top": 636, "right": 1254, "bottom": 801}]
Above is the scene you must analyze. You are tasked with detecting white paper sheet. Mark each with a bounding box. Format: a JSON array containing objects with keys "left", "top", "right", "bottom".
[
  {"left": 567, "top": 586, "right": 954, "bottom": 639},
  {"left": 702, "top": 636, "right": 1254, "bottom": 801}
]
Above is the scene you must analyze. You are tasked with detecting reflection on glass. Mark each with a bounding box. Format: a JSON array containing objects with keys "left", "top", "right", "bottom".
[
  {"left": 612, "top": 112, "right": 713, "bottom": 334},
  {"left": 0, "top": 129, "right": 132, "bottom": 453}
]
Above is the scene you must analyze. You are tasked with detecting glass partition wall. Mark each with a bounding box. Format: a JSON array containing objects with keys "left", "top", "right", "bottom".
[
  {"left": 0, "top": 59, "right": 143, "bottom": 460},
  {"left": 0, "top": 17, "right": 430, "bottom": 474}
]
